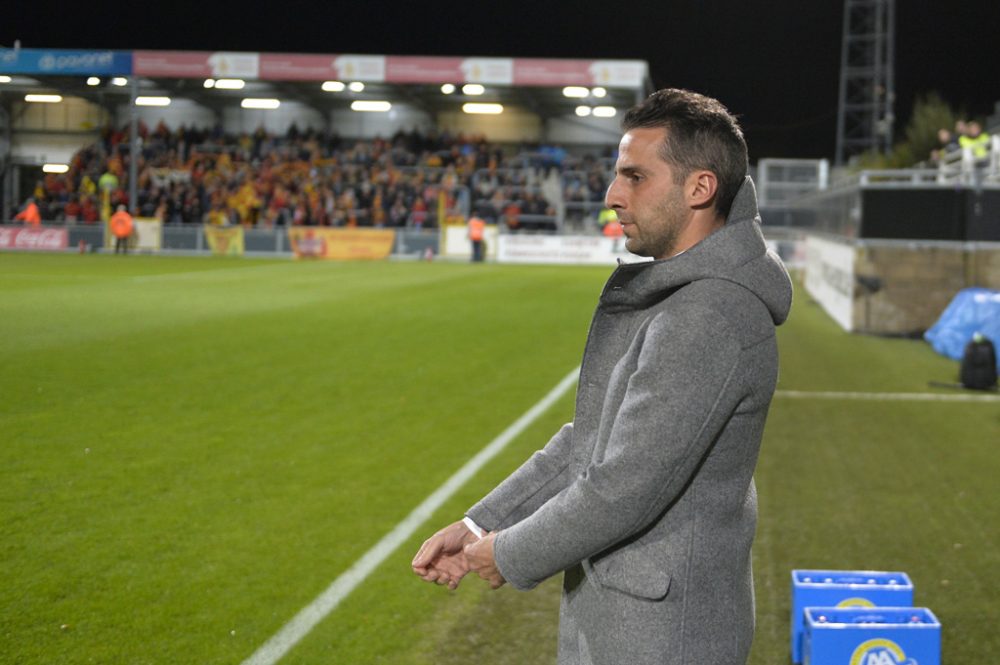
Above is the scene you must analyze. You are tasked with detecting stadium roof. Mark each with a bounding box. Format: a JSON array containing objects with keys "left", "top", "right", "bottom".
[{"left": 1, "top": 47, "right": 652, "bottom": 120}]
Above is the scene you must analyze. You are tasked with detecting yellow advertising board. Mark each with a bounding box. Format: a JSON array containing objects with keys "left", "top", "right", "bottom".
[
  {"left": 204, "top": 225, "right": 245, "bottom": 256},
  {"left": 287, "top": 227, "right": 395, "bottom": 260}
]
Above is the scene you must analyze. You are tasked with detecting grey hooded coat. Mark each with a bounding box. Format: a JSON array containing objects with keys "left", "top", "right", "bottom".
[{"left": 466, "top": 177, "right": 793, "bottom": 665}]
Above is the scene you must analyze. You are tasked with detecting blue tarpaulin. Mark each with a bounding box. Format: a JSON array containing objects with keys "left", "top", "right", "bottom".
[{"left": 924, "top": 288, "right": 1000, "bottom": 369}]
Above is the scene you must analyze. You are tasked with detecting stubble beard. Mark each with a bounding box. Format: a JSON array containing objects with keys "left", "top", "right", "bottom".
[
  {"left": 625, "top": 225, "right": 679, "bottom": 259},
  {"left": 623, "top": 189, "right": 686, "bottom": 259}
]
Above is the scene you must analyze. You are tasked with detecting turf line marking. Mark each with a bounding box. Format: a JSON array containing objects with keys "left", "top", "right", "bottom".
[
  {"left": 240, "top": 365, "right": 581, "bottom": 665},
  {"left": 775, "top": 389, "right": 1000, "bottom": 403}
]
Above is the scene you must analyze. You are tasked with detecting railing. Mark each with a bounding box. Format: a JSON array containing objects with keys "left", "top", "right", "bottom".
[
  {"left": 936, "top": 135, "right": 1000, "bottom": 185},
  {"left": 857, "top": 169, "right": 942, "bottom": 186},
  {"left": 757, "top": 158, "right": 830, "bottom": 207}
]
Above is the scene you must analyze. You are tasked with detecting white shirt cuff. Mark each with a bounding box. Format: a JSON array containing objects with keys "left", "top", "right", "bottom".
[{"left": 462, "top": 516, "right": 485, "bottom": 539}]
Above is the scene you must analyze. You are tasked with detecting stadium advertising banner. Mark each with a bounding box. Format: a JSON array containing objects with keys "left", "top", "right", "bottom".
[
  {"left": 441, "top": 225, "right": 499, "bottom": 260},
  {"left": 0, "top": 48, "right": 132, "bottom": 75},
  {"left": 287, "top": 227, "right": 395, "bottom": 260},
  {"left": 513, "top": 59, "right": 647, "bottom": 87},
  {"left": 133, "top": 50, "right": 647, "bottom": 87},
  {"left": 103, "top": 218, "right": 162, "bottom": 253},
  {"left": 132, "top": 51, "right": 260, "bottom": 78},
  {"left": 0, "top": 226, "right": 68, "bottom": 252},
  {"left": 134, "top": 219, "right": 163, "bottom": 252},
  {"left": 805, "top": 235, "right": 856, "bottom": 331},
  {"left": 204, "top": 225, "right": 245, "bottom": 256},
  {"left": 132, "top": 50, "right": 206, "bottom": 77},
  {"left": 497, "top": 234, "right": 645, "bottom": 265}
]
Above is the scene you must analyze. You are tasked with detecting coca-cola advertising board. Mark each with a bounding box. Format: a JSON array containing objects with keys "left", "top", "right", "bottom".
[{"left": 0, "top": 227, "right": 69, "bottom": 252}]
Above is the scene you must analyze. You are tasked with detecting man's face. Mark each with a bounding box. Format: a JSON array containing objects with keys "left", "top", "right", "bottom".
[{"left": 605, "top": 127, "right": 691, "bottom": 260}]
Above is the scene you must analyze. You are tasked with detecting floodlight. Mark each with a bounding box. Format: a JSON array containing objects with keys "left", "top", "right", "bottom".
[
  {"left": 322, "top": 80, "right": 345, "bottom": 92},
  {"left": 241, "top": 98, "right": 280, "bottom": 110},
  {"left": 42, "top": 164, "right": 70, "bottom": 174},
  {"left": 562, "top": 86, "right": 589, "bottom": 98},
  {"left": 214, "top": 79, "right": 245, "bottom": 90},
  {"left": 112, "top": 77, "right": 128, "bottom": 86},
  {"left": 593, "top": 106, "right": 617, "bottom": 118},
  {"left": 462, "top": 103, "right": 503, "bottom": 115},
  {"left": 203, "top": 79, "right": 216, "bottom": 88},
  {"left": 136, "top": 96, "right": 171, "bottom": 107},
  {"left": 591, "top": 87, "right": 607, "bottom": 98},
  {"left": 25, "top": 94, "right": 62, "bottom": 103},
  {"left": 348, "top": 81, "right": 365, "bottom": 92},
  {"left": 575, "top": 106, "right": 592, "bottom": 117},
  {"left": 441, "top": 83, "right": 456, "bottom": 95},
  {"left": 351, "top": 100, "right": 391, "bottom": 112},
  {"left": 86, "top": 77, "right": 101, "bottom": 86},
  {"left": 462, "top": 84, "right": 485, "bottom": 95},
  {"left": 0, "top": 75, "right": 11, "bottom": 83}
]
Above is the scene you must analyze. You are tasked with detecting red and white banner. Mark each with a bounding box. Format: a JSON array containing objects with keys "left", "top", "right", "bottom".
[
  {"left": 134, "top": 50, "right": 647, "bottom": 87},
  {"left": 385, "top": 56, "right": 464, "bottom": 83},
  {"left": 0, "top": 226, "right": 69, "bottom": 252},
  {"left": 134, "top": 51, "right": 259, "bottom": 78},
  {"left": 259, "top": 53, "right": 339, "bottom": 81}
]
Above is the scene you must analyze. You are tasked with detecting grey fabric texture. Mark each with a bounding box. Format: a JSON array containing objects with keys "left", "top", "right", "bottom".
[{"left": 466, "top": 177, "right": 792, "bottom": 665}]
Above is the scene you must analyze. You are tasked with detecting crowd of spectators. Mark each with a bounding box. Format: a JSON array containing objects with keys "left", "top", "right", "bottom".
[{"left": 14, "top": 121, "right": 617, "bottom": 233}]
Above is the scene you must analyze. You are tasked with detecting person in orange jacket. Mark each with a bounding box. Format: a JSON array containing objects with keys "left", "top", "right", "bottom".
[
  {"left": 467, "top": 214, "right": 487, "bottom": 262},
  {"left": 602, "top": 219, "right": 624, "bottom": 238},
  {"left": 109, "top": 205, "right": 134, "bottom": 254},
  {"left": 13, "top": 198, "right": 42, "bottom": 226}
]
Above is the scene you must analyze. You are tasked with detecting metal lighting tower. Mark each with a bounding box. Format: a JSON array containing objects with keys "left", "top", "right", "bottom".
[{"left": 835, "top": 0, "right": 896, "bottom": 166}]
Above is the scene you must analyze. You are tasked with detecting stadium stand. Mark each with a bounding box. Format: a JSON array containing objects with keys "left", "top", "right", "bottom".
[
  {"left": 1, "top": 48, "right": 653, "bottom": 235},
  {"left": 16, "top": 123, "right": 622, "bottom": 233}
]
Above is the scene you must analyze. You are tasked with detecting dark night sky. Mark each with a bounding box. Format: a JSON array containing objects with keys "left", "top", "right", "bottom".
[{"left": 4, "top": 2, "right": 999, "bottom": 159}]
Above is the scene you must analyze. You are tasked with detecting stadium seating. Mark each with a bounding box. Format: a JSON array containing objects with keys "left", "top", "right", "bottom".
[{"left": 24, "top": 123, "right": 619, "bottom": 234}]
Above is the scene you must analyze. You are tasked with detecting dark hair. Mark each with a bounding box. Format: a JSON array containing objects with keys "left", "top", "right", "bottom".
[{"left": 622, "top": 88, "right": 748, "bottom": 219}]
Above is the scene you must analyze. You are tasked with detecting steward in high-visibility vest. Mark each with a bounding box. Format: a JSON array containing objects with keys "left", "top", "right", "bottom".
[
  {"left": 468, "top": 215, "right": 487, "bottom": 262},
  {"left": 14, "top": 199, "right": 42, "bottom": 226},
  {"left": 110, "top": 205, "right": 134, "bottom": 255},
  {"left": 597, "top": 207, "right": 618, "bottom": 230},
  {"left": 959, "top": 123, "right": 991, "bottom": 160}
]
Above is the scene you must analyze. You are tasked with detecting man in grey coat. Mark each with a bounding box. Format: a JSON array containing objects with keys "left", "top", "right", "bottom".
[{"left": 413, "top": 88, "right": 792, "bottom": 665}]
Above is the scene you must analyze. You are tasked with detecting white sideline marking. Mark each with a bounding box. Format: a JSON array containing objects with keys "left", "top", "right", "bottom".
[
  {"left": 776, "top": 389, "right": 1000, "bottom": 403},
  {"left": 240, "top": 366, "right": 581, "bottom": 665}
]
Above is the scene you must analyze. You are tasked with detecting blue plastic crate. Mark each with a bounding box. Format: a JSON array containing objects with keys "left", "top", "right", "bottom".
[
  {"left": 803, "top": 607, "right": 940, "bottom": 665},
  {"left": 791, "top": 570, "right": 914, "bottom": 663}
]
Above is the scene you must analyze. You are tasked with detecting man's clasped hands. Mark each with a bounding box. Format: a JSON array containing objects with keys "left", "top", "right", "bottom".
[{"left": 411, "top": 521, "right": 506, "bottom": 590}]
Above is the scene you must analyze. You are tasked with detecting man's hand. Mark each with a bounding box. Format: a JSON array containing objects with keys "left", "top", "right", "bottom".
[
  {"left": 465, "top": 532, "right": 506, "bottom": 589},
  {"left": 412, "top": 521, "right": 478, "bottom": 590}
]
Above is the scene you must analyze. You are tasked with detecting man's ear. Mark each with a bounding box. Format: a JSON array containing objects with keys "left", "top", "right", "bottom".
[{"left": 686, "top": 170, "right": 718, "bottom": 209}]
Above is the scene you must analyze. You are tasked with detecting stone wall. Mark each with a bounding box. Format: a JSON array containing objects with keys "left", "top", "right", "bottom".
[{"left": 806, "top": 236, "right": 1000, "bottom": 335}]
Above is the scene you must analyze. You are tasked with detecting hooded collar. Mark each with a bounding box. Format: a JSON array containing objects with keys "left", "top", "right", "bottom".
[{"left": 599, "top": 177, "right": 792, "bottom": 325}]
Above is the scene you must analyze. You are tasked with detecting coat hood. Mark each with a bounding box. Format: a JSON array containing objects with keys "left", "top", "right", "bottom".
[{"left": 599, "top": 176, "right": 792, "bottom": 325}]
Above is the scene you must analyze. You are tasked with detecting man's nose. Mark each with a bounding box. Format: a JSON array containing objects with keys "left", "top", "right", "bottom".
[{"left": 605, "top": 178, "right": 623, "bottom": 210}]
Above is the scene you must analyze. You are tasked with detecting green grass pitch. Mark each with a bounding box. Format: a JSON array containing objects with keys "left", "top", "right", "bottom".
[{"left": 1, "top": 252, "right": 997, "bottom": 664}]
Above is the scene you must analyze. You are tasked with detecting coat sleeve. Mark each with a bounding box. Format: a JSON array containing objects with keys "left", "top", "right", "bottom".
[
  {"left": 466, "top": 421, "right": 576, "bottom": 532},
  {"left": 493, "top": 304, "right": 746, "bottom": 590}
]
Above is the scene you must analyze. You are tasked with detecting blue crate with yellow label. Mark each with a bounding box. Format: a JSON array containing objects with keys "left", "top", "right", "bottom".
[
  {"left": 803, "top": 607, "right": 940, "bottom": 665},
  {"left": 791, "top": 570, "right": 914, "bottom": 663}
]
